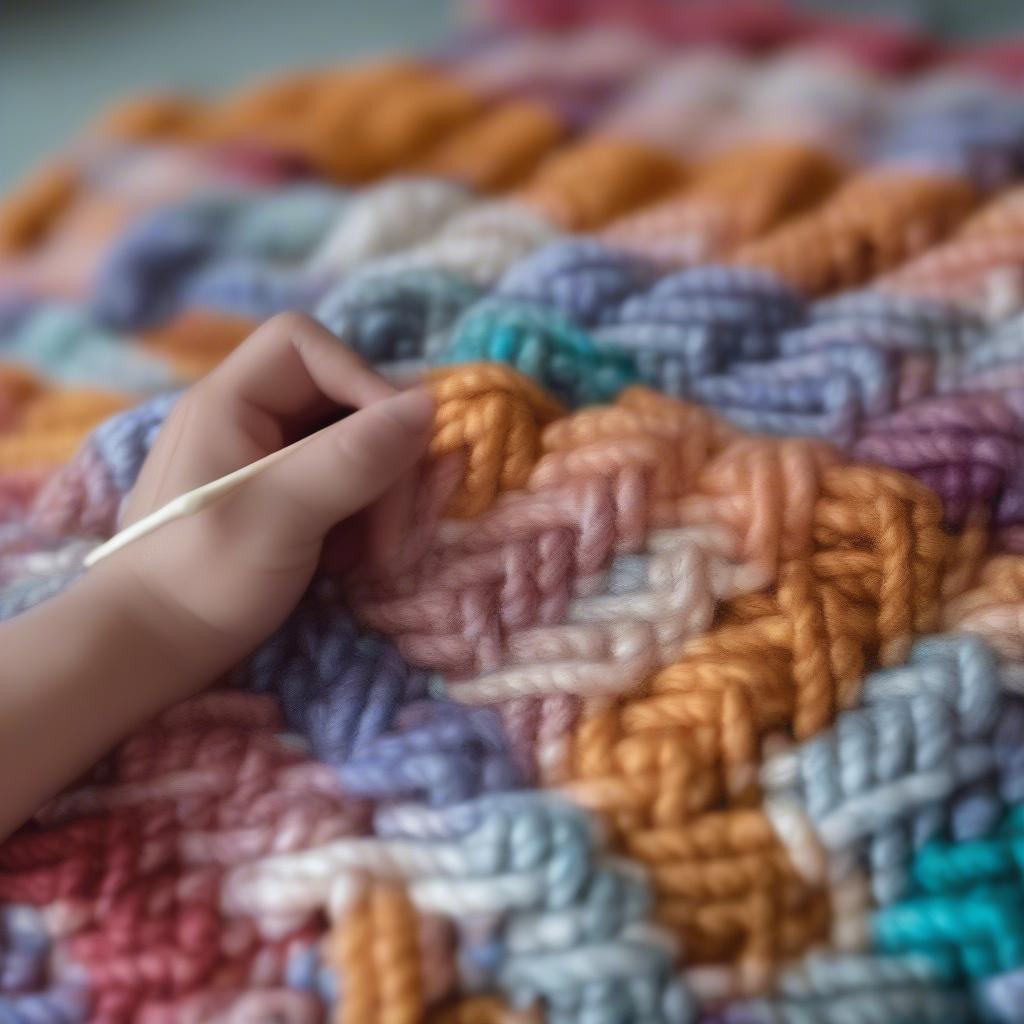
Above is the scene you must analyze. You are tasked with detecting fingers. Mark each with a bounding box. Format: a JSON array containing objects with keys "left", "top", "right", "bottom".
[
  {"left": 210, "top": 312, "right": 396, "bottom": 422},
  {"left": 249, "top": 388, "right": 435, "bottom": 538},
  {"left": 367, "top": 470, "right": 421, "bottom": 569}
]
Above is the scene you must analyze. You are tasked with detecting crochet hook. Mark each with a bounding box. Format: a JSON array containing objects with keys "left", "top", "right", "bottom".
[{"left": 83, "top": 429, "right": 323, "bottom": 568}]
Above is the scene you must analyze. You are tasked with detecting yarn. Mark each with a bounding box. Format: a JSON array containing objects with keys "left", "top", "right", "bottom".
[
  {"left": 414, "top": 101, "right": 567, "bottom": 192},
  {"left": 730, "top": 171, "right": 977, "bottom": 295},
  {"left": 516, "top": 137, "right": 685, "bottom": 231},
  {"left": 90, "top": 195, "right": 243, "bottom": 330},
  {"left": 309, "top": 179, "right": 472, "bottom": 276},
  {"left": 705, "top": 953, "right": 971, "bottom": 1023},
  {"left": 316, "top": 267, "right": 482, "bottom": 367},
  {"left": 762, "top": 636, "right": 1018, "bottom": 906},
  {"left": 9, "top": 13, "right": 1024, "bottom": 1024},
  {"left": 0, "top": 162, "right": 81, "bottom": 258},
  {"left": 140, "top": 309, "right": 258, "bottom": 379},
  {"left": 602, "top": 143, "right": 843, "bottom": 268},
  {"left": 440, "top": 299, "right": 639, "bottom": 406},
  {"left": 1, "top": 305, "right": 178, "bottom": 392},
  {"left": 873, "top": 804, "right": 1024, "bottom": 986}
]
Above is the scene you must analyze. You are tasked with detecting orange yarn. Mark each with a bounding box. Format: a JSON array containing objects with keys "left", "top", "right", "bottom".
[
  {"left": 879, "top": 184, "right": 1024, "bottom": 302},
  {"left": 88, "top": 94, "right": 206, "bottom": 142},
  {"left": 415, "top": 101, "right": 567, "bottom": 193},
  {"left": 426, "top": 364, "right": 565, "bottom": 518},
  {"left": 326, "top": 882, "right": 433, "bottom": 1024},
  {"left": 517, "top": 137, "right": 686, "bottom": 231},
  {"left": 0, "top": 384, "right": 128, "bottom": 471},
  {"left": 0, "top": 161, "right": 80, "bottom": 258},
  {"left": 731, "top": 170, "right": 976, "bottom": 294},
  {"left": 427, "top": 997, "right": 543, "bottom": 1024},
  {"left": 17, "top": 389, "right": 128, "bottom": 434},
  {"left": 142, "top": 309, "right": 260, "bottom": 379},
  {"left": 0, "top": 365, "right": 43, "bottom": 428},
  {"left": 306, "top": 72, "right": 482, "bottom": 183},
  {"left": 201, "top": 68, "right": 337, "bottom": 142},
  {"left": 602, "top": 142, "right": 843, "bottom": 264},
  {"left": 627, "top": 808, "right": 829, "bottom": 994},
  {"left": 0, "top": 429, "right": 99, "bottom": 472},
  {"left": 220, "top": 63, "right": 484, "bottom": 183}
]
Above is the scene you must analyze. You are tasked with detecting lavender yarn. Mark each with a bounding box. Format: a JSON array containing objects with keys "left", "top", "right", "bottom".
[
  {"left": 874, "top": 102, "right": 1024, "bottom": 191},
  {"left": 245, "top": 589, "right": 522, "bottom": 806},
  {"left": 0, "top": 296, "right": 34, "bottom": 340},
  {"left": 0, "top": 905, "right": 89, "bottom": 1023},
  {"left": 243, "top": 592, "right": 427, "bottom": 767},
  {"left": 854, "top": 390, "right": 1024, "bottom": 529},
  {"left": 803, "top": 291, "right": 984, "bottom": 360},
  {"left": 959, "top": 311, "right": 1024, "bottom": 394},
  {"left": 182, "top": 260, "right": 333, "bottom": 321},
  {"left": 91, "top": 195, "right": 242, "bottom": 330},
  {"left": 339, "top": 697, "right": 522, "bottom": 806},
  {"left": 495, "top": 237, "right": 659, "bottom": 326},
  {"left": 593, "top": 265, "right": 803, "bottom": 397}
]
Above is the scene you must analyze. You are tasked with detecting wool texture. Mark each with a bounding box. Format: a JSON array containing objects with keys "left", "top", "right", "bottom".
[{"left": 4, "top": 6, "right": 1024, "bottom": 1023}]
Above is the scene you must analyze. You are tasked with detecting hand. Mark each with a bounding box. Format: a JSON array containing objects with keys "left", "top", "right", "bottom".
[{"left": 100, "top": 311, "right": 434, "bottom": 679}]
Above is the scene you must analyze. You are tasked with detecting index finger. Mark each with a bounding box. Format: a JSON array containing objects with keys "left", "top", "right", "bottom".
[{"left": 208, "top": 311, "right": 397, "bottom": 423}]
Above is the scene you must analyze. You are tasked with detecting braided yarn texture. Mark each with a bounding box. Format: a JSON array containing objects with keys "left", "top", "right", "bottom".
[{"left": 4, "top": 4, "right": 1024, "bottom": 1022}]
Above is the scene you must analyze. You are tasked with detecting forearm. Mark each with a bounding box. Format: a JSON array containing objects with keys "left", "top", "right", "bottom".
[{"left": 0, "top": 562, "right": 224, "bottom": 839}]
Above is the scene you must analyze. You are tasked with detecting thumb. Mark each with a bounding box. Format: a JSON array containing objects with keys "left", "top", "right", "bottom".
[{"left": 250, "top": 388, "right": 434, "bottom": 538}]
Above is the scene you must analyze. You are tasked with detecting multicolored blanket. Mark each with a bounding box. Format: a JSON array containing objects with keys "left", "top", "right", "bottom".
[{"left": 3, "top": 3, "right": 1024, "bottom": 1021}]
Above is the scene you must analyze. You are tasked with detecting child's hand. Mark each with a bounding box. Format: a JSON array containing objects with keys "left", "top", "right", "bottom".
[{"left": 103, "top": 312, "right": 434, "bottom": 676}]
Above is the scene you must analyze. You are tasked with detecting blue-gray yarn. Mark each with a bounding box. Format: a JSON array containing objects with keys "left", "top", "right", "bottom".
[
  {"left": 92, "top": 194, "right": 244, "bottom": 330},
  {"left": 315, "top": 267, "right": 482, "bottom": 365},
  {"left": 764, "top": 635, "right": 1018, "bottom": 906},
  {"left": 223, "top": 184, "right": 349, "bottom": 263},
  {"left": 87, "top": 390, "right": 181, "bottom": 496}
]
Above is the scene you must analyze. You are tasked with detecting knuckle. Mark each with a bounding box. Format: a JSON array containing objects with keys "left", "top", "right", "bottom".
[{"left": 265, "top": 310, "right": 318, "bottom": 338}]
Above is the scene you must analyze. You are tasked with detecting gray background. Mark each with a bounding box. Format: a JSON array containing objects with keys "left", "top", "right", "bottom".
[{"left": 2, "top": 0, "right": 1022, "bottom": 190}]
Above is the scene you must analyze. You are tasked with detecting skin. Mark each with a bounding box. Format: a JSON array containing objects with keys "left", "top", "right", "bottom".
[{"left": 0, "top": 313, "right": 434, "bottom": 839}]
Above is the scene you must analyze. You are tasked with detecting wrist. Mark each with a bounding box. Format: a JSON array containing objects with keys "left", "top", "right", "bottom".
[
  {"left": 82, "top": 555, "right": 245, "bottom": 691},
  {"left": 0, "top": 558, "right": 228, "bottom": 834}
]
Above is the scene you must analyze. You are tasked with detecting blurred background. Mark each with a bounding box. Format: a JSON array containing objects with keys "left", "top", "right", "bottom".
[{"left": 3, "top": 0, "right": 1023, "bottom": 190}]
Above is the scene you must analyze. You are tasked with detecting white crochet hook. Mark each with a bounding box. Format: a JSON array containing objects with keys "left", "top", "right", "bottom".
[{"left": 83, "top": 429, "right": 323, "bottom": 568}]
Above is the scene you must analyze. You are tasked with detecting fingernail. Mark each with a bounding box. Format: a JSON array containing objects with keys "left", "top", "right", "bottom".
[{"left": 381, "top": 388, "right": 435, "bottom": 432}]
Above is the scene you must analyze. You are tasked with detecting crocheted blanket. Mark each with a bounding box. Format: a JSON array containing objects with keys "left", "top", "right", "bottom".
[{"left": 3, "top": 3, "right": 1024, "bottom": 1021}]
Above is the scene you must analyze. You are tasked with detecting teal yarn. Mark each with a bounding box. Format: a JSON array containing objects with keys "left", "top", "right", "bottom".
[
  {"left": 874, "top": 807, "right": 1024, "bottom": 983},
  {"left": 440, "top": 298, "right": 639, "bottom": 406},
  {"left": 1, "top": 305, "right": 178, "bottom": 392}
]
